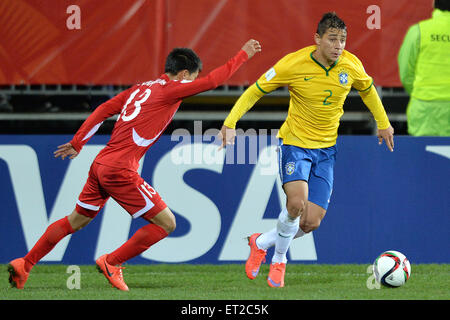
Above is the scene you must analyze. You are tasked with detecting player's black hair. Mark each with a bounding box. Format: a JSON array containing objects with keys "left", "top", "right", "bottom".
[
  {"left": 164, "top": 48, "right": 202, "bottom": 75},
  {"left": 434, "top": 0, "right": 450, "bottom": 11},
  {"left": 316, "top": 12, "right": 347, "bottom": 36}
]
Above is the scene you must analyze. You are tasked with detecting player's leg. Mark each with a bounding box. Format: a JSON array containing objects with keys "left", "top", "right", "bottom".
[
  {"left": 249, "top": 146, "right": 335, "bottom": 287},
  {"left": 264, "top": 197, "right": 324, "bottom": 289},
  {"left": 25, "top": 209, "right": 93, "bottom": 264},
  {"left": 105, "top": 207, "right": 175, "bottom": 268},
  {"left": 266, "top": 143, "right": 312, "bottom": 287},
  {"left": 103, "top": 174, "right": 173, "bottom": 267},
  {"left": 8, "top": 209, "right": 94, "bottom": 289},
  {"left": 7, "top": 212, "right": 78, "bottom": 289},
  {"left": 246, "top": 143, "right": 311, "bottom": 284},
  {"left": 267, "top": 180, "right": 307, "bottom": 288},
  {"left": 94, "top": 168, "right": 171, "bottom": 290},
  {"left": 96, "top": 207, "right": 173, "bottom": 292},
  {"left": 252, "top": 159, "right": 333, "bottom": 250},
  {"left": 8, "top": 164, "right": 103, "bottom": 289},
  {"left": 257, "top": 200, "right": 326, "bottom": 244},
  {"left": 272, "top": 180, "right": 307, "bottom": 263},
  {"left": 255, "top": 182, "right": 309, "bottom": 248}
]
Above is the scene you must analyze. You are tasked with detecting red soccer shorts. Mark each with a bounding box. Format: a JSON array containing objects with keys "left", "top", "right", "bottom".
[{"left": 75, "top": 161, "right": 167, "bottom": 220}]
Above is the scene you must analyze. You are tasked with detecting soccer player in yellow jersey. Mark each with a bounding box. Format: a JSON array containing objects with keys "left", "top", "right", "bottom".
[{"left": 219, "top": 12, "right": 394, "bottom": 288}]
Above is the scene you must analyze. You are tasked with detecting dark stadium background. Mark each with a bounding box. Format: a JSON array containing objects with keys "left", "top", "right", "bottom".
[{"left": 0, "top": 0, "right": 432, "bottom": 135}]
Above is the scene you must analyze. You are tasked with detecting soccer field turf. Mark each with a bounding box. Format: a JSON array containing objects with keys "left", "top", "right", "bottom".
[{"left": 1, "top": 263, "right": 448, "bottom": 300}]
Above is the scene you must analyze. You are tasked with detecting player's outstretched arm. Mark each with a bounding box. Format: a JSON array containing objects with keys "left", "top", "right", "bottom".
[
  {"left": 358, "top": 85, "right": 394, "bottom": 152},
  {"left": 69, "top": 88, "right": 131, "bottom": 153},
  {"left": 170, "top": 39, "right": 261, "bottom": 100},
  {"left": 54, "top": 142, "right": 78, "bottom": 160}
]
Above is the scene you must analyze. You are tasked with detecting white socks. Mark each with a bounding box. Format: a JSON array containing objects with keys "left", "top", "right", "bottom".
[
  {"left": 255, "top": 228, "right": 277, "bottom": 250},
  {"left": 255, "top": 207, "right": 307, "bottom": 263},
  {"left": 256, "top": 224, "right": 306, "bottom": 249},
  {"left": 272, "top": 207, "right": 299, "bottom": 264}
]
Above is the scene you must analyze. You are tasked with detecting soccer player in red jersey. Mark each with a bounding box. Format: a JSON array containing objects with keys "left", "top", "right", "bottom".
[{"left": 8, "top": 39, "right": 261, "bottom": 291}]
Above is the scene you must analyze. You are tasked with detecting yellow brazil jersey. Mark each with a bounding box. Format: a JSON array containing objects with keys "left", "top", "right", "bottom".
[{"left": 224, "top": 45, "right": 390, "bottom": 149}]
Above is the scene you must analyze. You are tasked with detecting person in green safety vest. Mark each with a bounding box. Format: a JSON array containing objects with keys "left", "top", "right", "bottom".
[{"left": 398, "top": 0, "right": 450, "bottom": 136}]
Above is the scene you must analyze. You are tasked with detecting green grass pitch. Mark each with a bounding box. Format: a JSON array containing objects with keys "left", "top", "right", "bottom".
[{"left": 1, "top": 263, "right": 449, "bottom": 300}]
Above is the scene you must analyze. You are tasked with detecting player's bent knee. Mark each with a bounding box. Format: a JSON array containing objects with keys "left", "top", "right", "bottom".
[
  {"left": 149, "top": 207, "right": 176, "bottom": 234},
  {"left": 163, "top": 218, "right": 176, "bottom": 234},
  {"left": 286, "top": 197, "right": 306, "bottom": 218},
  {"left": 300, "top": 219, "right": 321, "bottom": 233},
  {"left": 68, "top": 209, "right": 93, "bottom": 231}
]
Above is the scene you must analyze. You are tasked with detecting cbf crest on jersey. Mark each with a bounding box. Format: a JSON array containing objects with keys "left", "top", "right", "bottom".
[
  {"left": 338, "top": 69, "right": 349, "bottom": 85},
  {"left": 285, "top": 162, "right": 295, "bottom": 175}
]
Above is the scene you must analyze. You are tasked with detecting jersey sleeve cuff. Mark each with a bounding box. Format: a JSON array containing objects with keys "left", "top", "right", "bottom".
[
  {"left": 238, "top": 49, "right": 249, "bottom": 61},
  {"left": 223, "top": 118, "right": 237, "bottom": 129},
  {"left": 377, "top": 121, "right": 391, "bottom": 130},
  {"left": 70, "top": 139, "right": 82, "bottom": 153}
]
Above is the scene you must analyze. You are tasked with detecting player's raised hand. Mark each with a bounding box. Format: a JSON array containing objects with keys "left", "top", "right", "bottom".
[
  {"left": 377, "top": 125, "right": 394, "bottom": 152},
  {"left": 54, "top": 142, "right": 79, "bottom": 160},
  {"left": 241, "top": 39, "right": 262, "bottom": 59},
  {"left": 218, "top": 125, "right": 236, "bottom": 150}
]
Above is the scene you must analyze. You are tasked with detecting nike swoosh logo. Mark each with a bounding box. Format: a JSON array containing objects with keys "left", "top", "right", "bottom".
[
  {"left": 132, "top": 127, "right": 162, "bottom": 147},
  {"left": 304, "top": 77, "right": 315, "bottom": 81},
  {"left": 267, "top": 276, "right": 282, "bottom": 287},
  {"left": 104, "top": 261, "right": 113, "bottom": 277},
  {"left": 278, "top": 232, "right": 291, "bottom": 238}
]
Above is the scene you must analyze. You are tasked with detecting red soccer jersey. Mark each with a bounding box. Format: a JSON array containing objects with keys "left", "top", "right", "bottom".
[{"left": 70, "top": 49, "right": 248, "bottom": 171}]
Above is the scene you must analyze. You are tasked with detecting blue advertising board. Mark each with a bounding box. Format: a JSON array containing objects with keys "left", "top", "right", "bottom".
[{"left": 0, "top": 134, "right": 449, "bottom": 264}]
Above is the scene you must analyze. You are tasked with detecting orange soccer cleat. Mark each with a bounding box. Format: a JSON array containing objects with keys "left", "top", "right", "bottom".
[
  {"left": 245, "top": 233, "right": 267, "bottom": 280},
  {"left": 267, "top": 262, "right": 286, "bottom": 288},
  {"left": 7, "top": 258, "right": 30, "bottom": 289},
  {"left": 96, "top": 254, "right": 129, "bottom": 291}
]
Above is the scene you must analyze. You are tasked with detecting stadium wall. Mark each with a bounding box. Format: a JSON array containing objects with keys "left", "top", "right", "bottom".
[
  {"left": 0, "top": 0, "right": 433, "bottom": 86},
  {"left": 0, "top": 135, "right": 449, "bottom": 264}
]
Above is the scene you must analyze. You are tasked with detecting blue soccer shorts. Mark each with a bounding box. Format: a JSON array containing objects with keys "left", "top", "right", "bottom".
[{"left": 278, "top": 140, "right": 337, "bottom": 210}]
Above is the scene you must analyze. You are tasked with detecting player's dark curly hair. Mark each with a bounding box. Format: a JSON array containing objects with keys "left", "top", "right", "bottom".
[
  {"left": 434, "top": 0, "right": 450, "bottom": 11},
  {"left": 164, "top": 48, "right": 203, "bottom": 75},
  {"left": 316, "top": 12, "right": 347, "bottom": 36}
]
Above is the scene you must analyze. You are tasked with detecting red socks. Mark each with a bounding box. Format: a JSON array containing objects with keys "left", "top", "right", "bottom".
[
  {"left": 106, "top": 223, "right": 168, "bottom": 266},
  {"left": 21, "top": 217, "right": 168, "bottom": 270},
  {"left": 23, "top": 216, "right": 74, "bottom": 272}
]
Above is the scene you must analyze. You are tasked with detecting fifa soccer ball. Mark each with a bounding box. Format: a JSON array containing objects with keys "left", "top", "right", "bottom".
[{"left": 373, "top": 250, "right": 411, "bottom": 288}]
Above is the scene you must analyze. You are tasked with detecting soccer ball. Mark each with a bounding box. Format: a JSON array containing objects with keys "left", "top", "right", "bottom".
[{"left": 373, "top": 250, "right": 411, "bottom": 288}]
